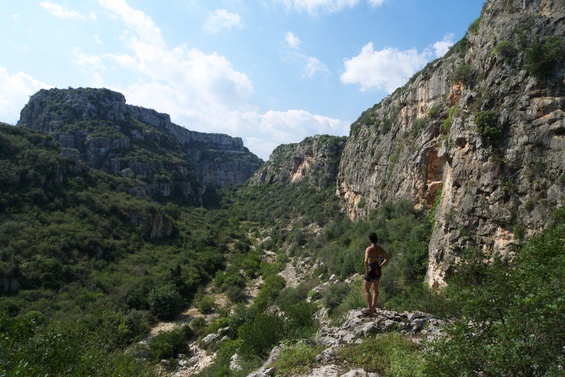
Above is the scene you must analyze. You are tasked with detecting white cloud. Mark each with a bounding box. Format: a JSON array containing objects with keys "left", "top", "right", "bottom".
[
  {"left": 303, "top": 57, "right": 330, "bottom": 78},
  {"left": 99, "top": 0, "right": 164, "bottom": 46},
  {"left": 367, "top": 0, "right": 386, "bottom": 6},
  {"left": 341, "top": 42, "right": 431, "bottom": 93},
  {"left": 259, "top": 109, "right": 347, "bottom": 142},
  {"left": 40, "top": 2, "right": 85, "bottom": 19},
  {"left": 279, "top": 0, "right": 360, "bottom": 15},
  {"left": 74, "top": 50, "right": 103, "bottom": 67},
  {"left": 282, "top": 32, "right": 329, "bottom": 79},
  {"left": 433, "top": 33, "right": 455, "bottom": 57},
  {"left": 97, "top": 0, "right": 253, "bottom": 107},
  {"left": 0, "top": 66, "right": 51, "bottom": 124},
  {"left": 284, "top": 31, "right": 301, "bottom": 49},
  {"left": 203, "top": 9, "right": 243, "bottom": 33},
  {"left": 246, "top": 109, "right": 349, "bottom": 159},
  {"left": 88, "top": 0, "right": 344, "bottom": 160}
]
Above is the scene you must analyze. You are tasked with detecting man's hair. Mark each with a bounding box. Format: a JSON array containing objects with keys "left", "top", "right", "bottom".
[{"left": 369, "top": 232, "right": 378, "bottom": 244}]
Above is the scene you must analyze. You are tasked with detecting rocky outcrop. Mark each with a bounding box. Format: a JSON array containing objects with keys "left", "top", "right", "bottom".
[
  {"left": 249, "top": 135, "right": 347, "bottom": 190},
  {"left": 247, "top": 308, "right": 443, "bottom": 377},
  {"left": 18, "top": 88, "right": 262, "bottom": 202},
  {"left": 336, "top": 0, "right": 565, "bottom": 287}
]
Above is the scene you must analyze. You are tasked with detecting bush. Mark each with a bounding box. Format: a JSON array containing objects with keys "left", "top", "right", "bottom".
[
  {"left": 272, "top": 342, "right": 324, "bottom": 376},
  {"left": 282, "top": 301, "right": 318, "bottom": 339},
  {"left": 148, "top": 326, "right": 191, "bottom": 361},
  {"left": 525, "top": 37, "right": 565, "bottom": 79},
  {"left": 424, "top": 216, "right": 565, "bottom": 376},
  {"left": 492, "top": 40, "right": 516, "bottom": 63},
  {"left": 197, "top": 296, "right": 216, "bottom": 314},
  {"left": 337, "top": 333, "right": 424, "bottom": 376},
  {"left": 452, "top": 63, "right": 474, "bottom": 85},
  {"left": 322, "top": 282, "right": 351, "bottom": 315},
  {"left": 225, "top": 285, "right": 247, "bottom": 303},
  {"left": 474, "top": 110, "right": 502, "bottom": 140},
  {"left": 239, "top": 313, "right": 285, "bottom": 359},
  {"left": 252, "top": 274, "right": 286, "bottom": 312},
  {"left": 148, "top": 283, "right": 183, "bottom": 320}
]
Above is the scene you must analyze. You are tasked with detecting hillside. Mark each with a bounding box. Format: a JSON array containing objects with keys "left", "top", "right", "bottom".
[
  {"left": 18, "top": 87, "right": 263, "bottom": 205},
  {"left": 261, "top": 0, "right": 565, "bottom": 288},
  {"left": 1, "top": 0, "right": 564, "bottom": 376}
]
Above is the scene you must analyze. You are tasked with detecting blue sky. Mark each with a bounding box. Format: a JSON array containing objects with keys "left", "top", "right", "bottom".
[{"left": 1, "top": 0, "right": 484, "bottom": 160}]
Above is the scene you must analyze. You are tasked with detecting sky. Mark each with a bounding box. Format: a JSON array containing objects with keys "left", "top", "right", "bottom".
[{"left": 0, "top": 0, "right": 485, "bottom": 160}]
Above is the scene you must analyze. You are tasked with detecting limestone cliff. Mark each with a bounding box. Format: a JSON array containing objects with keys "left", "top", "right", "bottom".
[
  {"left": 337, "top": 0, "right": 565, "bottom": 287},
  {"left": 18, "top": 88, "right": 262, "bottom": 203},
  {"left": 249, "top": 135, "right": 347, "bottom": 190}
]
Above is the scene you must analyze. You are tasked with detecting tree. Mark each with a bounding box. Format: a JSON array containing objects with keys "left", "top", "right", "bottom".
[{"left": 425, "top": 212, "right": 565, "bottom": 376}]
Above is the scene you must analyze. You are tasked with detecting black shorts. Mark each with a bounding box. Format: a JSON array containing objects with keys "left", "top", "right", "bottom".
[{"left": 364, "top": 262, "right": 382, "bottom": 282}]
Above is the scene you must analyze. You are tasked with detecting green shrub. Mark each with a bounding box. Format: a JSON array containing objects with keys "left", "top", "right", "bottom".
[
  {"left": 148, "top": 283, "right": 183, "bottom": 320},
  {"left": 225, "top": 285, "right": 247, "bottom": 303},
  {"left": 492, "top": 40, "right": 516, "bottom": 63},
  {"left": 525, "top": 37, "right": 565, "bottom": 79},
  {"left": 197, "top": 296, "right": 216, "bottom": 314},
  {"left": 239, "top": 313, "right": 285, "bottom": 359},
  {"left": 337, "top": 333, "right": 424, "bottom": 376},
  {"left": 281, "top": 301, "right": 318, "bottom": 339},
  {"left": 148, "top": 326, "right": 191, "bottom": 361},
  {"left": 322, "top": 282, "right": 351, "bottom": 315},
  {"left": 474, "top": 110, "right": 502, "bottom": 140},
  {"left": 452, "top": 63, "right": 474, "bottom": 85},
  {"left": 252, "top": 274, "right": 286, "bottom": 312},
  {"left": 272, "top": 342, "right": 324, "bottom": 376},
  {"left": 425, "top": 217, "right": 565, "bottom": 376}
]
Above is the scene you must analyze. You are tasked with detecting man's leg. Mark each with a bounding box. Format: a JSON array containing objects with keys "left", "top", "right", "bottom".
[
  {"left": 363, "top": 279, "right": 373, "bottom": 310},
  {"left": 371, "top": 281, "right": 379, "bottom": 310}
]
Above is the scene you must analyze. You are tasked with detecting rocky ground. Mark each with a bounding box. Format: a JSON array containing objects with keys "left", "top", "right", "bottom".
[{"left": 147, "top": 257, "right": 444, "bottom": 377}]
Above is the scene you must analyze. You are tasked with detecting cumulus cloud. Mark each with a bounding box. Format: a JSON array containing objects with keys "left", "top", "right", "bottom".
[
  {"left": 246, "top": 109, "right": 349, "bottom": 159},
  {"left": 203, "top": 9, "right": 243, "bottom": 33},
  {"left": 86, "top": 0, "right": 344, "bottom": 159},
  {"left": 303, "top": 57, "right": 330, "bottom": 78},
  {"left": 99, "top": 0, "right": 164, "bottom": 46},
  {"left": 284, "top": 31, "right": 301, "bottom": 49},
  {"left": 96, "top": 0, "right": 253, "bottom": 109},
  {"left": 433, "top": 33, "right": 455, "bottom": 57},
  {"left": 341, "top": 42, "right": 432, "bottom": 93},
  {"left": 282, "top": 32, "right": 329, "bottom": 79},
  {"left": 0, "top": 66, "right": 51, "bottom": 124},
  {"left": 40, "top": 2, "right": 85, "bottom": 19}
]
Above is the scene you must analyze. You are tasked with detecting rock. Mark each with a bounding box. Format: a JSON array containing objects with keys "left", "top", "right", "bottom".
[
  {"left": 229, "top": 353, "right": 243, "bottom": 372},
  {"left": 17, "top": 87, "right": 262, "bottom": 204},
  {"left": 341, "top": 368, "right": 380, "bottom": 377},
  {"left": 249, "top": 134, "right": 347, "bottom": 190},
  {"left": 331, "top": 0, "right": 565, "bottom": 286},
  {"left": 199, "top": 333, "right": 219, "bottom": 350}
]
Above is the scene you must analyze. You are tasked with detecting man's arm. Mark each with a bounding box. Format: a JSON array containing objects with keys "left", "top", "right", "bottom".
[
  {"left": 379, "top": 247, "right": 390, "bottom": 267},
  {"left": 364, "top": 248, "right": 370, "bottom": 273}
]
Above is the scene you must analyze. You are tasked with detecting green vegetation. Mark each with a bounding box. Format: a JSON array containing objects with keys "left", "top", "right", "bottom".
[
  {"left": 425, "top": 210, "right": 565, "bottom": 375},
  {"left": 524, "top": 37, "right": 565, "bottom": 79},
  {"left": 452, "top": 63, "right": 474, "bottom": 86},
  {"left": 474, "top": 110, "right": 503, "bottom": 140},
  {"left": 492, "top": 40, "right": 517, "bottom": 64},
  {"left": 1, "top": 115, "right": 564, "bottom": 377},
  {"left": 337, "top": 333, "right": 425, "bottom": 376}
]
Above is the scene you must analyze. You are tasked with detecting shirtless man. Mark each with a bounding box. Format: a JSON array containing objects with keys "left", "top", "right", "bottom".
[{"left": 363, "top": 232, "right": 390, "bottom": 314}]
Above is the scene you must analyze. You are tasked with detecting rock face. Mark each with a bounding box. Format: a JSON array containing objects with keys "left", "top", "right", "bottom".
[
  {"left": 249, "top": 135, "right": 347, "bottom": 190},
  {"left": 336, "top": 0, "right": 565, "bottom": 286},
  {"left": 18, "top": 88, "right": 262, "bottom": 203},
  {"left": 248, "top": 308, "right": 443, "bottom": 377}
]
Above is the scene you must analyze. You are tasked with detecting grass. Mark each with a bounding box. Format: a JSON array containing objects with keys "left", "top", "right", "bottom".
[{"left": 336, "top": 332, "right": 425, "bottom": 376}]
